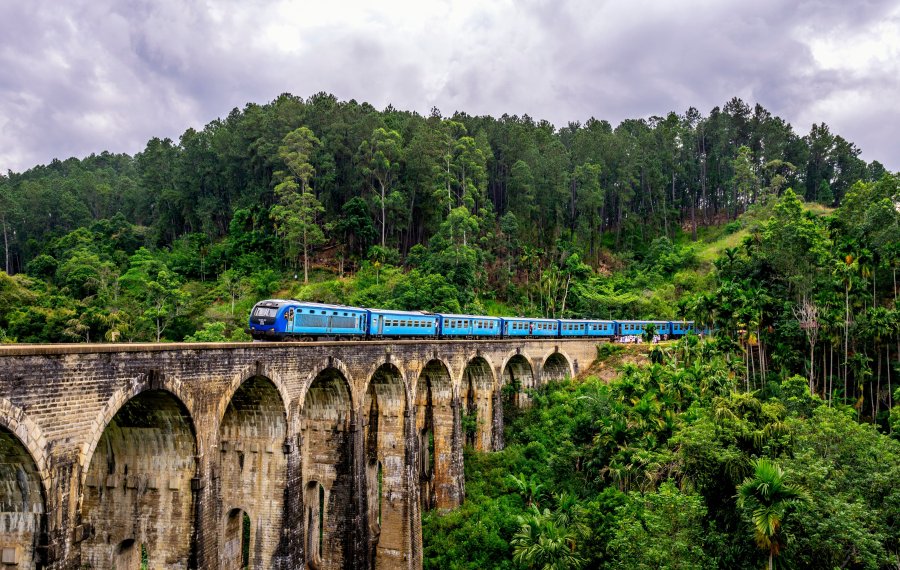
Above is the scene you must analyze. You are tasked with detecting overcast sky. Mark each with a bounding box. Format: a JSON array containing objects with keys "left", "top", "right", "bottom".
[{"left": 1, "top": 0, "right": 898, "bottom": 174}]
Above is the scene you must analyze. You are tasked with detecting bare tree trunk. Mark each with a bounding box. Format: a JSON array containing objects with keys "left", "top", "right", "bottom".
[
  {"left": 380, "top": 180, "right": 387, "bottom": 247},
  {"left": 2, "top": 218, "right": 8, "bottom": 274},
  {"left": 690, "top": 197, "right": 697, "bottom": 241},
  {"left": 793, "top": 297, "right": 819, "bottom": 394},
  {"left": 876, "top": 347, "right": 882, "bottom": 420},
  {"left": 749, "top": 343, "right": 756, "bottom": 389},
  {"left": 560, "top": 274, "right": 571, "bottom": 317},
  {"left": 744, "top": 342, "right": 750, "bottom": 392},
  {"left": 888, "top": 343, "right": 893, "bottom": 432},
  {"left": 829, "top": 343, "right": 834, "bottom": 406},
  {"left": 844, "top": 284, "right": 850, "bottom": 404},
  {"left": 303, "top": 225, "right": 309, "bottom": 284}
]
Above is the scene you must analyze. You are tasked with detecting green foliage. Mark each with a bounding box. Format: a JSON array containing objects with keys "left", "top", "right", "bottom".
[
  {"left": 736, "top": 458, "right": 808, "bottom": 567},
  {"left": 425, "top": 336, "right": 900, "bottom": 569},
  {"left": 607, "top": 482, "right": 712, "bottom": 570},
  {"left": 184, "top": 321, "right": 228, "bottom": 342}
]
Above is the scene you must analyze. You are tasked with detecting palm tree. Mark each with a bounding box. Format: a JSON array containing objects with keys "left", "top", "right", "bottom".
[
  {"left": 736, "top": 458, "right": 808, "bottom": 570},
  {"left": 511, "top": 506, "right": 585, "bottom": 570},
  {"left": 506, "top": 473, "right": 544, "bottom": 508}
]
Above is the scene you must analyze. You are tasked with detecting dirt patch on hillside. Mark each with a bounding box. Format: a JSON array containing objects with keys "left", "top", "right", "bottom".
[{"left": 576, "top": 342, "right": 672, "bottom": 382}]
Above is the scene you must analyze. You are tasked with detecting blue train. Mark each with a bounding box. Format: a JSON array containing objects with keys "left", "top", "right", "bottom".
[{"left": 247, "top": 299, "right": 701, "bottom": 342}]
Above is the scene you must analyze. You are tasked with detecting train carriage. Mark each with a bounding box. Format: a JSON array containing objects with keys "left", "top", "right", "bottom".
[
  {"left": 649, "top": 320, "right": 672, "bottom": 336},
  {"left": 559, "top": 319, "right": 595, "bottom": 338},
  {"left": 616, "top": 320, "right": 647, "bottom": 338},
  {"left": 247, "top": 300, "right": 369, "bottom": 340},
  {"left": 519, "top": 318, "right": 559, "bottom": 338},
  {"left": 502, "top": 317, "right": 533, "bottom": 338},
  {"left": 438, "top": 314, "right": 501, "bottom": 338},
  {"left": 559, "top": 319, "right": 616, "bottom": 338},
  {"left": 368, "top": 309, "right": 438, "bottom": 338},
  {"left": 585, "top": 320, "right": 616, "bottom": 338},
  {"left": 247, "top": 299, "right": 297, "bottom": 340},
  {"left": 616, "top": 320, "right": 671, "bottom": 338},
  {"left": 670, "top": 321, "right": 697, "bottom": 337}
]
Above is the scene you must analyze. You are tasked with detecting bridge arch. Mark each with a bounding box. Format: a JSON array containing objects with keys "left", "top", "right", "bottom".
[
  {"left": 217, "top": 362, "right": 292, "bottom": 433},
  {"left": 414, "top": 359, "right": 458, "bottom": 510},
  {"left": 541, "top": 351, "right": 574, "bottom": 384},
  {"left": 299, "top": 365, "right": 354, "bottom": 570},
  {"left": 0, "top": 397, "right": 51, "bottom": 488},
  {"left": 500, "top": 352, "right": 537, "bottom": 408},
  {"left": 461, "top": 356, "right": 496, "bottom": 451},
  {"left": 79, "top": 373, "right": 198, "bottom": 482},
  {"left": 363, "top": 362, "right": 409, "bottom": 567},
  {"left": 218, "top": 375, "right": 288, "bottom": 569},
  {"left": 300, "top": 356, "right": 355, "bottom": 412},
  {"left": 80, "top": 388, "right": 198, "bottom": 569},
  {"left": 0, "top": 418, "right": 47, "bottom": 569}
]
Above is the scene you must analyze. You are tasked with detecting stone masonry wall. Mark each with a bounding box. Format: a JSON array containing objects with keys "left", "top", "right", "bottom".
[{"left": 0, "top": 339, "right": 598, "bottom": 569}]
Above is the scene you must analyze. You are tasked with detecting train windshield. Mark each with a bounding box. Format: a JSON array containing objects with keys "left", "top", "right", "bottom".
[{"left": 253, "top": 307, "right": 279, "bottom": 318}]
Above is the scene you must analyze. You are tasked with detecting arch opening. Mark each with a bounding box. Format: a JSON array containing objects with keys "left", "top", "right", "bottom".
[
  {"left": 300, "top": 368, "right": 352, "bottom": 570},
  {"left": 363, "top": 363, "right": 407, "bottom": 566},
  {"left": 219, "top": 375, "right": 287, "bottom": 569},
  {"left": 414, "top": 360, "right": 457, "bottom": 510},
  {"left": 502, "top": 354, "right": 536, "bottom": 409},
  {"left": 0, "top": 426, "right": 46, "bottom": 569},
  {"left": 80, "top": 389, "right": 196, "bottom": 569},
  {"left": 304, "top": 481, "right": 325, "bottom": 567},
  {"left": 222, "top": 508, "right": 251, "bottom": 570},
  {"left": 542, "top": 353, "right": 572, "bottom": 384},
  {"left": 461, "top": 357, "right": 494, "bottom": 451}
]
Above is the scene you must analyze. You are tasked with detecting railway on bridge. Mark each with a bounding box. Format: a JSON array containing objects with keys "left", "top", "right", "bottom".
[{"left": 0, "top": 338, "right": 598, "bottom": 569}]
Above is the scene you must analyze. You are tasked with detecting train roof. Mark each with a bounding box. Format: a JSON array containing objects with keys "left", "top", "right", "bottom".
[
  {"left": 558, "top": 318, "right": 614, "bottom": 323},
  {"left": 284, "top": 300, "right": 366, "bottom": 311},
  {"left": 367, "top": 308, "right": 433, "bottom": 316},
  {"left": 501, "top": 316, "right": 557, "bottom": 321},
  {"left": 437, "top": 313, "right": 501, "bottom": 320},
  {"left": 253, "top": 299, "right": 294, "bottom": 306}
]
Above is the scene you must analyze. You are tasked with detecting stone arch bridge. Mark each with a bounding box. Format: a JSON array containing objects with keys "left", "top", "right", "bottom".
[{"left": 0, "top": 338, "right": 597, "bottom": 569}]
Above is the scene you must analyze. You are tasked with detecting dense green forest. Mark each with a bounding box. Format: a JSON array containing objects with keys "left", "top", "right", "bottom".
[
  {"left": 425, "top": 339, "right": 900, "bottom": 569},
  {"left": 1, "top": 92, "right": 899, "bottom": 566}
]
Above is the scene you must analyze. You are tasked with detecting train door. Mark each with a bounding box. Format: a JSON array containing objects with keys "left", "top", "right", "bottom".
[
  {"left": 377, "top": 315, "right": 384, "bottom": 336},
  {"left": 285, "top": 308, "right": 295, "bottom": 334}
]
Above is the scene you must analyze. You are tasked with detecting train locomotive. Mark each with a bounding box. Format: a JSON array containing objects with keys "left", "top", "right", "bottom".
[{"left": 247, "top": 299, "right": 700, "bottom": 342}]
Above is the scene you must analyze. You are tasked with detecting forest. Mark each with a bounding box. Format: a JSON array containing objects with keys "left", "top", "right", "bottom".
[{"left": 0, "top": 92, "right": 898, "bottom": 567}]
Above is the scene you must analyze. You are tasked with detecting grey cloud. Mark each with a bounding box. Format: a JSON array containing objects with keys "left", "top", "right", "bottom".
[{"left": 0, "top": 0, "right": 897, "bottom": 173}]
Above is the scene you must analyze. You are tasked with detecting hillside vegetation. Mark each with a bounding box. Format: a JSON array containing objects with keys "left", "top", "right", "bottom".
[
  {"left": 425, "top": 335, "right": 900, "bottom": 569},
  {"left": 0, "top": 91, "right": 898, "bottom": 567}
]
